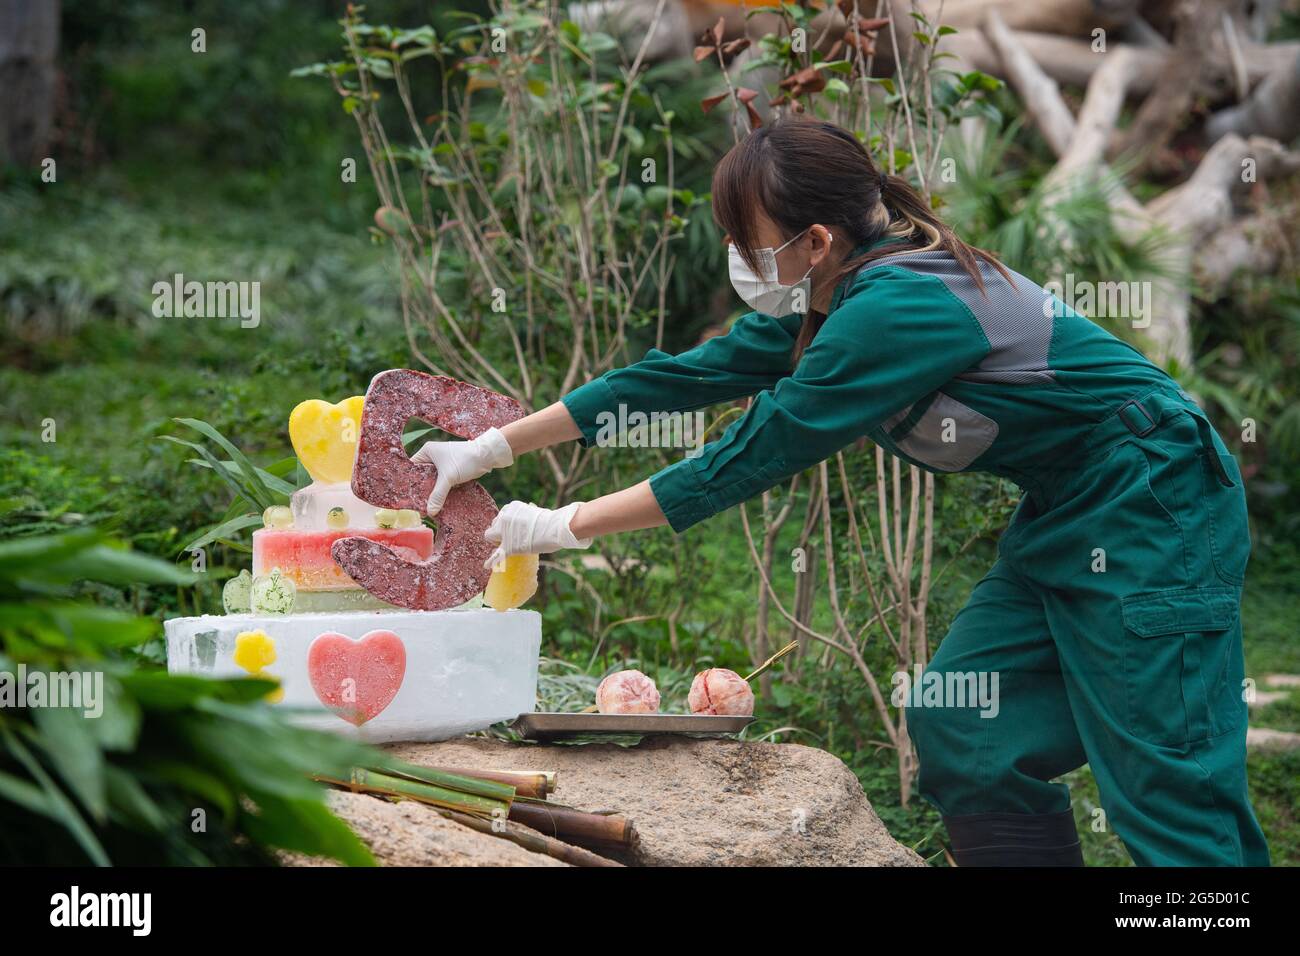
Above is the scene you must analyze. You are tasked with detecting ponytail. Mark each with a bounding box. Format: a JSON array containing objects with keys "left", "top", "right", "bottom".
[{"left": 789, "top": 171, "right": 1012, "bottom": 362}]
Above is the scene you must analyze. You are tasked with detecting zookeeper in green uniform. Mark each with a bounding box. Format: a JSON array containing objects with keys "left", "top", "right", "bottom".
[{"left": 414, "top": 119, "right": 1270, "bottom": 867}]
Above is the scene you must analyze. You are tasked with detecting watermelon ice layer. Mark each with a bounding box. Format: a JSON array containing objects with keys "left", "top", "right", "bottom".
[{"left": 253, "top": 527, "right": 434, "bottom": 591}]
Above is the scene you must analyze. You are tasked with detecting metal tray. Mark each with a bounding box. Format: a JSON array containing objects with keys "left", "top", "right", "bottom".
[{"left": 510, "top": 711, "right": 754, "bottom": 741}]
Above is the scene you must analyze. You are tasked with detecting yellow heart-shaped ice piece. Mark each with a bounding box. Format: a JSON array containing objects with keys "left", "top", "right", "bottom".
[
  {"left": 484, "top": 553, "right": 540, "bottom": 610},
  {"left": 289, "top": 396, "right": 366, "bottom": 484}
]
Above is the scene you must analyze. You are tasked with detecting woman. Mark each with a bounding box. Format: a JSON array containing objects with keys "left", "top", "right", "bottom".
[{"left": 416, "top": 120, "right": 1268, "bottom": 867}]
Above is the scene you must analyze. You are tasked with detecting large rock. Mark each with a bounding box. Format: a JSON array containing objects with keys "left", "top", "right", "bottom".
[
  {"left": 1247, "top": 727, "right": 1300, "bottom": 752},
  {"left": 295, "top": 790, "right": 567, "bottom": 867},
  {"left": 385, "top": 736, "right": 924, "bottom": 867}
]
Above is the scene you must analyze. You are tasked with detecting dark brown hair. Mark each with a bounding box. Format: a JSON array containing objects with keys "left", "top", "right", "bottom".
[{"left": 711, "top": 118, "right": 1010, "bottom": 361}]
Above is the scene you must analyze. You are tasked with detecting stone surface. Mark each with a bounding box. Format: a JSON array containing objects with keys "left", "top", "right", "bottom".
[
  {"left": 385, "top": 735, "right": 925, "bottom": 867},
  {"left": 1247, "top": 727, "right": 1300, "bottom": 752},
  {"left": 1263, "top": 673, "right": 1300, "bottom": 688},
  {"left": 291, "top": 791, "right": 567, "bottom": 867},
  {"left": 1247, "top": 690, "right": 1288, "bottom": 708}
]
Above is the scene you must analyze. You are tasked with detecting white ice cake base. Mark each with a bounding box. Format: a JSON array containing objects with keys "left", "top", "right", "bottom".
[{"left": 164, "top": 608, "right": 541, "bottom": 743}]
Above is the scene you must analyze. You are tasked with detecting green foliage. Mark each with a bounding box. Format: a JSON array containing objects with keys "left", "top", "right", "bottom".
[
  {"left": 0, "top": 448, "right": 114, "bottom": 539},
  {"left": 1185, "top": 277, "right": 1300, "bottom": 539},
  {"left": 159, "top": 417, "right": 301, "bottom": 556},
  {"left": 0, "top": 182, "right": 397, "bottom": 359},
  {"left": 52, "top": 1, "right": 442, "bottom": 195},
  {"left": 939, "top": 123, "right": 1173, "bottom": 305},
  {"left": 0, "top": 530, "right": 375, "bottom": 865},
  {"left": 1244, "top": 751, "right": 1300, "bottom": 864}
]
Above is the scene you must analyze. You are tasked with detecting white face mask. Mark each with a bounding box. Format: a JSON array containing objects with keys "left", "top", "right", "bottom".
[{"left": 728, "top": 229, "right": 826, "bottom": 315}]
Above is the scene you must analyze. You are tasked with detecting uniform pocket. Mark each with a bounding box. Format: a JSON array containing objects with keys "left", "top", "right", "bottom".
[
  {"left": 1120, "top": 587, "right": 1244, "bottom": 747},
  {"left": 1200, "top": 436, "right": 1250, "bottom": 586},
  {"left": 894, "top": 392, "right": 998, "bottom": 472}
]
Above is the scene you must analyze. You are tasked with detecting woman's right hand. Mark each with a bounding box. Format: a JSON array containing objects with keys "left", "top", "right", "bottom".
[
  {"left": 412, "top": 426, "right": 515, "bottom": 516},
  {"left": 482, "top": 500, "right": 593, "bottom": 570}
]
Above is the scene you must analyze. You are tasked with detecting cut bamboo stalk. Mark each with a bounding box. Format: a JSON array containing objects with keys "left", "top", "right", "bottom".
[
  {"left": 314, "top": 768, "right": 509, "bottom": 819},
  {"left": 507, "top": 800, "right": 637, "bottom": 851},
  {"left": 372, "top": 758, "right": 521, "bottom": 801},
  {"left": 431, "top": 805, "right": 624, "bottom": 867},
  {"left": 408, "top": 765, "right": 556, "bottom": 799}
]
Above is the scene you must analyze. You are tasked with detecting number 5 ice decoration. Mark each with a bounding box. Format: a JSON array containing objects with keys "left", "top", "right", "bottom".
[{"left": 333, "top": 369, "right": 524, "bottom": 611}]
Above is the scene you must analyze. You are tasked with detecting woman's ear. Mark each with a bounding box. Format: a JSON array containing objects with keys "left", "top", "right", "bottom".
[{"left": 807, "top": 224, "right": 835, "bottom": 267}]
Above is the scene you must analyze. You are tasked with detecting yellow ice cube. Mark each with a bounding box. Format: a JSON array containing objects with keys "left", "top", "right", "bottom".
[
  {"left": 483, "top": 553, "right": 539, "bottom": 610},
  {"left": 234, "top": 629, "right": 277, "bottom": 673},
  {"left": 288, "top": 396, "right": 366, "bottom": 485}
]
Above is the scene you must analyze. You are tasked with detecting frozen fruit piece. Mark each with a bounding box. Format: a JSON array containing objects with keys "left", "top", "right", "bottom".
[
  {"left": 483, "top": 553, "right": 539, "bottom": 611},
  {"left": 233, "top": 629, "right": 277, "bottom": 673},
  {"left": 307, "top": 629, "right": 406, "bottom": 726},
  {"left": 395, "top": 509, "right": 421, "bottom": 528},
  {"left": 327, "top": 506, "right": 348, "bottom": 530},
  {"left": 595, "top": 669, "right": 661, "bottom": 714},
  {"left": 250, "top": 567, "right": 296, "bottom": 615},
  {"left": 232, "top": 629, "right": 284, "bottom": 703},
  {"left": 222, "top": 569, "right": 253, "bottom": 614},
  {"left": 290, "top": 481, "right": 381, "bottom": 531},
  {"left": 688, "top": 668, "right": 754, "bottom": 716},
  {"left": 374, "top": 508, "right": 399, "bottom": 529},
  {"left": 253, "top": 526, "right": 433, "bottom": 591},
  {"left": 341, "top": 369, "right": 524, "bottom": 611},
  {"left": 289, "top": 396, "right": 365, "bottom": 485},
  {"left": 262, "top": 505, "right": 293, "bottom": 529}
]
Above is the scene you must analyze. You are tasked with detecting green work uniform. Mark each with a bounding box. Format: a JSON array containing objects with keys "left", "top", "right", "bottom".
[{"left": 561, "top": 240, "right": 1269, "bottom": 866}]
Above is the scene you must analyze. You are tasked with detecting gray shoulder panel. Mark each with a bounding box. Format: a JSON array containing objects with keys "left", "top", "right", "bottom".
[{"left": 863, "top": 251, "right": 1056, "bottom": 384}]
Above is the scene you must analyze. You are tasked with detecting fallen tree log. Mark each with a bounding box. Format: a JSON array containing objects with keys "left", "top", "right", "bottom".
[
  {"left": 911, "top": 0, "right": 1141, "bottom": 36},
  {"left": 981, "top": 12, "right": 1077, "bottom": 156},
  {"left": 935, "top": 29, "right": 1299, "bottom": 97},
  {"left": 983, "top": 9, "right": 1300, "bottom": 369},
  {"left": 1193, "top": 212, "right": 1292, "bottom": 296},
  {"left": 1107, "top": 0, "right": 1232, "bottom": 175},
  {"left": 1205, "top": 49, "right": 1300, "bottom": 144}
]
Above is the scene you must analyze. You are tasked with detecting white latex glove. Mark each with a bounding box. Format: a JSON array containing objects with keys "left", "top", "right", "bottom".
[
  {"left": 412, "top": 426, "right": 514, "bottom": 516},
  {"left": 484, "top": 501, "right": 593, "bottom": 570}
]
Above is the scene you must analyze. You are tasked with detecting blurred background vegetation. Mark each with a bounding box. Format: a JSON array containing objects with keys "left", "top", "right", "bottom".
[{"left": 0, "top": 0, "right": 1295, "bottom": 866}]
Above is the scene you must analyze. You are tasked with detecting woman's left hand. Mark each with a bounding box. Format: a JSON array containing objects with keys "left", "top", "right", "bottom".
[{"left": 483, "top": 500, "right": 593, "bottom": 570}]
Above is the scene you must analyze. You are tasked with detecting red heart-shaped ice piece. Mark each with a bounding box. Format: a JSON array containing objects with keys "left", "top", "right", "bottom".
[{"left": 307, "top": 629, "right": 406, "bottom": 726}]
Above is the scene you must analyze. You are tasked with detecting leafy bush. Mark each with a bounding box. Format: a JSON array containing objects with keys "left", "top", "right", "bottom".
[{"left": 0, "top": 530, "right": 375, "bottom": 865}]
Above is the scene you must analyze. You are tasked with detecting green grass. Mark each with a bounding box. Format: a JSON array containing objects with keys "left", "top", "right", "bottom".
[{"left": 1242, "top": 545, "right": 1300, "bottom": 679}]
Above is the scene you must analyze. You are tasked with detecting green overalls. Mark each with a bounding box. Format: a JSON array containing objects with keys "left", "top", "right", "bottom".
[{"left": 561, "top": 240, "right": 1269, "bottom": 866}]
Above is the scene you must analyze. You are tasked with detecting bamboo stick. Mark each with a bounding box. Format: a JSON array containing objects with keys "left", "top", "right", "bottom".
[
  {"left": 409, "top": 765, "right": 556, "bottom": 799},
  {"left": 431, "top": 805, "right": 624, "bottom": 867},
  {"left": 320, "top": 766, "right": 634, "bottom": 856},
  {"left": 743, "top": 640, "right": 799, "bottom": 683},
  {"left": 314, "top": 769, "right": 509, "bottom": 819},
  {"left": 507, "top": 800, "right": 637, "bottom": 851},
  {"left": 371, "top": 758, "right": 521, "bottom": 801}
]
